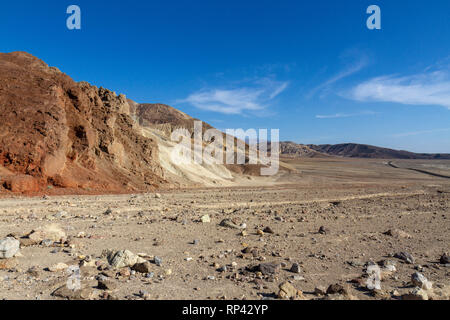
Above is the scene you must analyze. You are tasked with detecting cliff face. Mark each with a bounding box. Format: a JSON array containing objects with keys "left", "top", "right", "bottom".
[{"left": 0, "top": 52, "right": 166, "bottom": 193}]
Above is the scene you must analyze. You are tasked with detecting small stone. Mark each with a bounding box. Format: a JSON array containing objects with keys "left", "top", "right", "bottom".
[
  {"left": 277, "top": 281, "right": 304, "bottom": 299},
  {"left": 41, "top": 239, "right": 53, "bottom": 247},
  {"left": 104, "top": 208, "right": 113, "bottom": 215},
  {"left": 314, "top": 286, "right": 327, "bottom": 296},
  {"left": 52, "top": 285, "right": 94, "bottom": 300},
  {"left": 106, "top": 249, "right": 146, "bottom": 269},
  {"left": 327, "top": 283, "right": 347, "bottom": 295},
  {"left": 0, "top": 259, "right": 17, "bottom": 270},
  {"left": 118, "top": 267, "right": 131, "bottom": 277},
  {"left": 54, "top": 211, "right": 67, "bottom": 218},
  {"left": 402, "top": 287, "right": 429, "bottom": 300},
  {"left": 0, "top": 237, "right": 20, "bottom": 259},
  {"left": 440, "top": 253, "right": 450, "bottom": 264},
  {"left": 219, "top": 219, "right": 245, "bottom": 229},
  {"left": 132, "top": 262, "right": 152, "bottom": 273},
  {"left": 318, "top": 226, "right": 328, "bottom": 234},
  {"left": 48, "top": 262, "right": 68, "bottom": 272},
  {"left": 218, "top": 266, "right": 227, "bottom": 273},
  {"left": 27, "top": 266, "right": 40, "bottom": 277},
  {"left": 97, "top": 279, "right": 117, "bottom": 291},
  {"left": 371, "top": 289, "right": 391, "bottom": 300},
  {"left": 201, "top": 215, "right": 211, "bottom": 223},
  {"left": 165, "top": 269, "right": 172, "bottom": 276},
  {"left": 155, "top": 193, "right": 161, "bottom": 199},
  {"left": 154, "top": 256, "right": 162, "bottom": 266},
  {"left": 248, "top": 263, "right": 280, "bottom": 275},
  {"left": 411, "top": 272, "right": 432, "bottom": 290},
  {"left": 290, "top": 263, "right": 301, "bottom": 274},
  {"left": 394, "top": 251, "right": 415, "bottom": 264},
  {"left": 256, "top": 229, "right": 264, "bottom": 236},
  {"left": 383, "top": 229, "right": 412, "bottom": 239},
  {"left": 139, "top": 290, "right": 151, "bottom": 299},
  {"left": 27, "top": 224, "right": 66, "bottom": 243},
  {"left": 263, "top": 227, "right": 274, "bottom": 234}
]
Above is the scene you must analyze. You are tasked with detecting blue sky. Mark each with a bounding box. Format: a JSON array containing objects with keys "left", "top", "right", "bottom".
[{"left": 1, "top": 0, "right": 450, "bottom": 152}]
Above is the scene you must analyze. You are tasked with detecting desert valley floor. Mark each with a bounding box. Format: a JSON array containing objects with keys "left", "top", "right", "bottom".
[{"left": 0, "top": 158, "right": 449, "bottom": 300}]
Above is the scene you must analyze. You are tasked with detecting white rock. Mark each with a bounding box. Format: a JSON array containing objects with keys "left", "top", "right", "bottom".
[
  {"left": 48, "top": 262, "right": 68, "bottom": 272},
  {"left": 201, "top": 215, "right": 211, "bottom": 223},
  {"left": 0, "top": 237, "right": 20, "bottom": 259},
  {"left": 411, "top": 272, "right": 432, "bottom": 290}
]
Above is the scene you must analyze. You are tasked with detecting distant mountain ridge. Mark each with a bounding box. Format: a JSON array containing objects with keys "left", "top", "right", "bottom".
[{"left": 307, "top": 143, "right": 450, "bottom": 160}]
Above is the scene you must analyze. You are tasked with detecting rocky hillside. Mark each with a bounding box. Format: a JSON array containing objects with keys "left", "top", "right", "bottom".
[
  {"left": 277, "top": 142, "right": 328, "bottom": 158},
  {"left": 0, "top": 52, "right": 166, "bottom": 194},
  {"left": 130, "top": 103, "right": 274, "bottom": 185},
  {"left": 308, "top": 143, "right": 450, "bottom": 159}
]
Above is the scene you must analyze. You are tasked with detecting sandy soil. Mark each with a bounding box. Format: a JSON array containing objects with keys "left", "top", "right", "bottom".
[{"left": 0, "top": 158, "right": 449, "bottom": 300}]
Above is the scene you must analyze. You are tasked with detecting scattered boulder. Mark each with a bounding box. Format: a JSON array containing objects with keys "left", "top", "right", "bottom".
[
  {"left": 200, "top": 215, "right": 211, "bottom": 223},
  {"left": 106, "top": 250, "right": 146, "bottom": 269},
  {"left": 394, "top": 251, "right": 415, "bottom": 264},
  {"left": 26, "top": 266, "right": 40, "bottom": 277},
  {"left": 52, "top": 285, "right": 95, "bottom": 300},
  {"left": 27, "top": 224, "right": 67, "bottom": 243},
  {"left": 219, "top": 219, "right": 246, "bottom": 230},
  {"left": 365, "top": 264, "right": 382, "bottom": 290},
  {"left": 411, "top": 272, "right": 432, "bottom": 290},
  {"left": 380, "top": 260, "right": 397, "bottom": 279},
  {"left": 277, "top": 281, "right": 304, "bottom": 299},
  {"left": 383, "top": 229, "right": 412, "bottom": 239},
  {"left": 48, "top": 262, "right": 68, "bottom": 272},
  {"left": 314, "top": 286, "right": 327, "bottom": 296},
  {"left": 97, "top": 279, "right": 117, "bottom": 291},
  {"left": 263, "top": 226, "right": 274, "bottom": 234},
  {"left": 440, "top": 253, "right": 449, "bottom": 265},
  {"left": 327, "top": 283, "right": 347, "bottom": 295},
  {"left": 318, "top": 226, "right": 328, "bottom": 234},
  {"left": 132, "top": 261, "right": 152, "bottom": 273},
  {"left": 290, "top": 263, "right": 301, "bottom": 274},
  {"left": 247, "top": 263, "right": 280, "bottom": 275},
  {"left": 154, "top": 256, "right": 163, "bottom": 266},
  {"left": 402, "top": 287, "right": 429, "bottom": 300},
  {"left": 0, "top": 237, "right": 20, "bottom": 259}
]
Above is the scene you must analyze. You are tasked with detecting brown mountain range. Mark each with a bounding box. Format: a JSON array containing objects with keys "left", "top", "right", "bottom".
[{"left": 308, "top": 143, "right": 450, "bottom": 159}]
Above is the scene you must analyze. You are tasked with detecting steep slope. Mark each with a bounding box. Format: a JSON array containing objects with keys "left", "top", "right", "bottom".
[
  {"left": 130, "top": 103, "right": 276, "bottom": 186},
  {"left": 0, "top": 52, "right": 166, "bottom": 194},
  {"left": 308, "top": 143, "right": 450, "bottom": 159}
]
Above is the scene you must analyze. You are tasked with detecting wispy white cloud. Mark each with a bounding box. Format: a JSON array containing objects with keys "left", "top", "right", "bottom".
[
  {"left": 178, "top": 78, "right": 288, "bottom": 115},
  {"left": 315, "top": 110, "right": 377, "bottom": 119},
  {"left": 392, "top": 128, "right": 450, "bottom": 138},
  {"left": 348, "top": 68, "right": 450, "bottom": 109},
  {"left": 307, "top": 55, "right": 368, "bottom": 98}
]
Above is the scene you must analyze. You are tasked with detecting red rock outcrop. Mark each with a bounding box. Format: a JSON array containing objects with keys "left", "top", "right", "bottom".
[{"left": 0, "top": 52, "right": 166, "bottom": 194}]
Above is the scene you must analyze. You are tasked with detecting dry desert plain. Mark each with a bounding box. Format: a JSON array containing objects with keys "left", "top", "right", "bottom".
[{"left": 0, "top": 157, "right": 449, "bottom": 300}]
